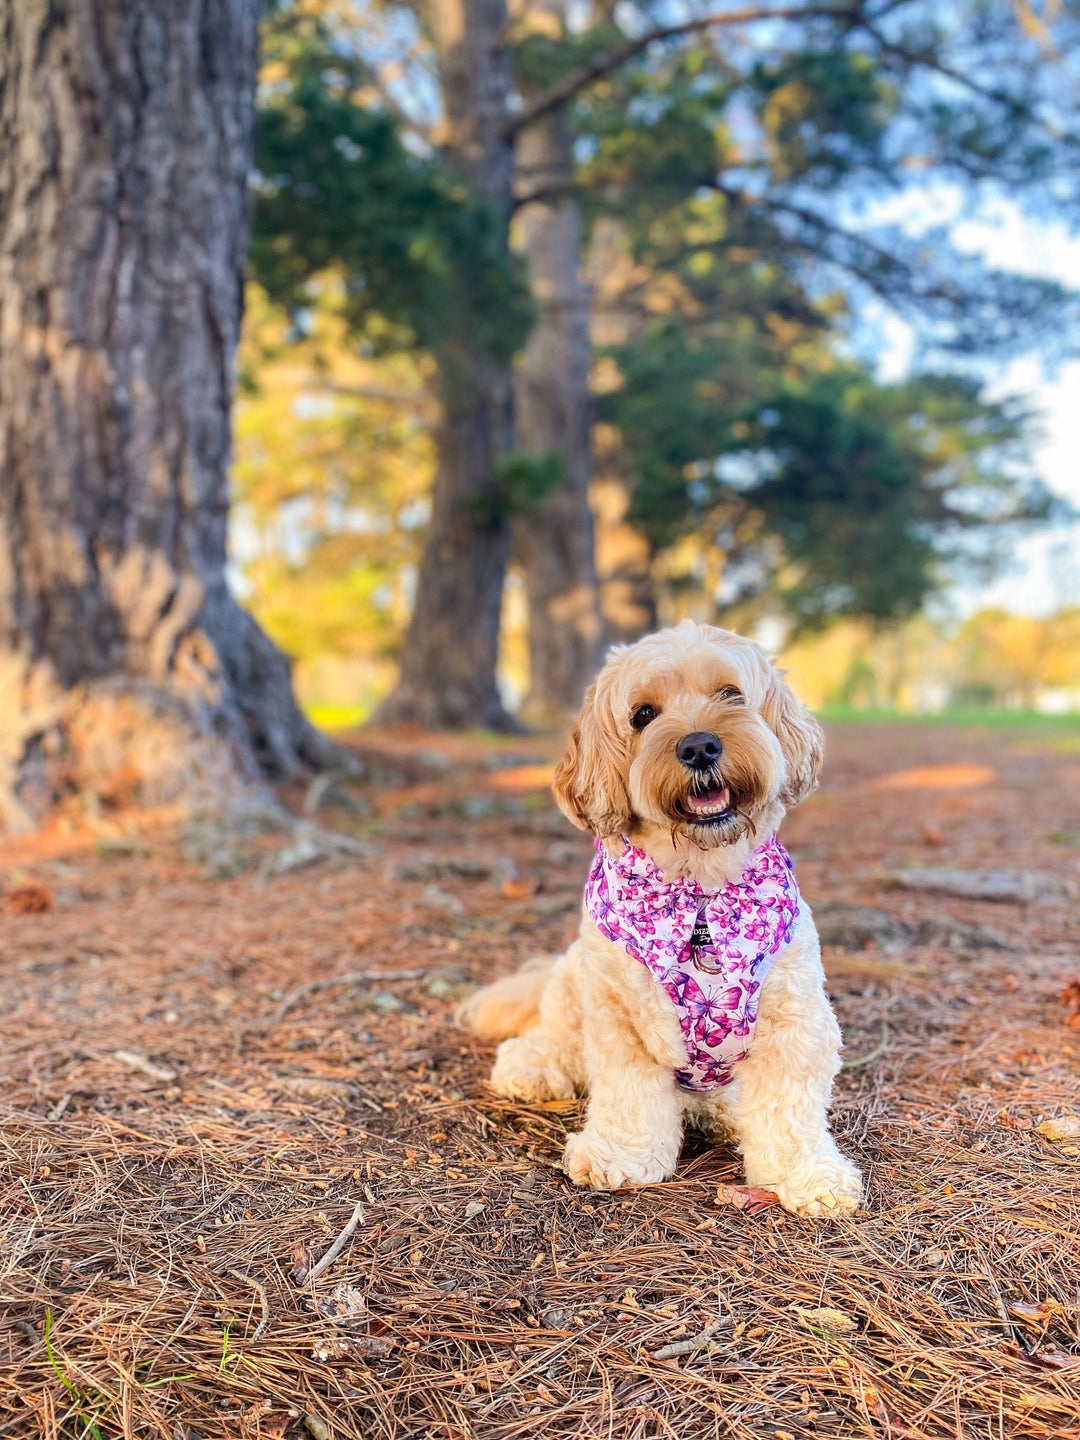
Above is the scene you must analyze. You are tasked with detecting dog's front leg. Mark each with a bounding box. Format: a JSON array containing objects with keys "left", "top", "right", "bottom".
[
  {"left": 726, "top": 930, "right": 862, "bottom": 1217},
  {"left": 562, "top": 953, "right": 683, "bottom": 1190}
]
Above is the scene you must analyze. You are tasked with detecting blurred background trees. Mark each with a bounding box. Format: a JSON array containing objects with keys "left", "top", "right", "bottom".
[
  {"left": 3, "top": 0, "right": 1078, "bottom": 827},
  {"left": 239, "top": 0, "right": 1079, "bottom": 729}
]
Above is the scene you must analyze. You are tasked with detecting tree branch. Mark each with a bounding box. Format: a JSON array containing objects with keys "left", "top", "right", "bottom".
[
  {"left": 859, "top": 18, "right": 1040, "bottom": 121},
  {"left": 711, "top": 183, "right": 964, "bottom": 308},
  {"left": 507, "top": 0, "right": 1053, "bottom": 147},
  {"left": 314, "top": 379, "right": 438, "bottom": 415},
  {"left": 505, "top": 3, "right": 862, "bottom": 137},
  {"left": 511, "top": 179, "right": 583, "bottom": 213},
  {"left": 717, "top": 184, "right": 910, "bottom": 276}
]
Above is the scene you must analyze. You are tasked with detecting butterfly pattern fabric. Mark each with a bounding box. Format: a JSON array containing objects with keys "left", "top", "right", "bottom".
[{"left": 584, "top": 836, "right": 800, "bottom": 1091}]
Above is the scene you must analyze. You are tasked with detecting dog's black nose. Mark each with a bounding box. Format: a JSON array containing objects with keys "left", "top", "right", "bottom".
[{"left": 676, "top": 731, "right": 722, "bottom": 770}]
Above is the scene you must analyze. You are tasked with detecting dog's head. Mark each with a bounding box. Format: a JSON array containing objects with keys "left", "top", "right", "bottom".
[{"left": 553, "top": 622, "right": 823, "bottom": 849}]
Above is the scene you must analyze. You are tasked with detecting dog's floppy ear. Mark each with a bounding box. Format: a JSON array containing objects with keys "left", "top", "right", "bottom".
[
  {"left": 552, "top": 681, "right": 632, "bottom": 836},
  {"left": 761, "top": 666, "right": 824, "bottom": 807}
]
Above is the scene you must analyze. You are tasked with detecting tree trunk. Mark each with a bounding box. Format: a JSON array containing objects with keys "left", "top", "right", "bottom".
[
  {"left": 0, "top": 0, "right": 333, "bottom": 828},
  {"left": 513, "top": 44, "right": 602, "bottom": 722},
  {"left": 374, "top": 0, "right": 518, "bottom": 731}
]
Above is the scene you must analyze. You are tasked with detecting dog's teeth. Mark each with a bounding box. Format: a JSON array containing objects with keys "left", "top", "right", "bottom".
[{"left": 688, "top": 786, "right": 731, "bottom": 818}]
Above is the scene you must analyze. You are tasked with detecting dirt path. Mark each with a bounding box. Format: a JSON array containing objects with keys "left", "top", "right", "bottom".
[{"left": 2, "top": 722, "right": 1078, "bottom": 1439}]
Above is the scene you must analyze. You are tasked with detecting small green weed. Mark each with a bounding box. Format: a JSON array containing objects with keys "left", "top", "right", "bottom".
[
  {"left": 218, "top": 1322, "right": 241, "bottom": 1374},
  {"left": 43, "top": 1309, "right": 108, "bottom": 1440}
]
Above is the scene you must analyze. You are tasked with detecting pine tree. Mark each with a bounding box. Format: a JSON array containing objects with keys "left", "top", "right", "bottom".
[
  {"left": 250, "top": 0, "right": 1080, "bottom": 721},
  {"left": 518, "top": 0, "right": 1077, "bottom": 636},
  {"left": 0, "top": 0, "right": 334, "bottom": 828},
  {"left": 252, "top": 0, "right": 532, "bottom": 727}
]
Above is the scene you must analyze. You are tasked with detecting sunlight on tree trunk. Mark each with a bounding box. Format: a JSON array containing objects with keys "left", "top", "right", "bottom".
[
  {"left": 373, "top": 0, "right": 518, "bottom": 731},
  {"left": 0, "top": 0, "right": 333, "bottom": 828},
  {"left": 513, "top": 1, "right": 603, "bottom": 721}
]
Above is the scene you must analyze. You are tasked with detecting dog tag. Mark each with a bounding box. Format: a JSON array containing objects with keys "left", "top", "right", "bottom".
[{"left": 691, "top": 907, "right": 727, "bottom": 972}]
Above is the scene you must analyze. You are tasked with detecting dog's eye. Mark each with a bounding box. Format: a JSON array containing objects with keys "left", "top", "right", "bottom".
[
  {"left": 631, "top": 704, "right": 659, "bottom": 730},
  {"left": 716, "top": 686, "right": 743, "bottom": 703}
]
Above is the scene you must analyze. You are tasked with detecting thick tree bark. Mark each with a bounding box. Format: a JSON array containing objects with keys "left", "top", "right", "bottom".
[
  {"left": 0, "top": 0, "right": 332, "bottom": 827},
  {"left": 513, "top": 29, "right": 602, "bottom": 721},
  {"left": 374, "top": 0, "right": 518, "bottom": 730}
]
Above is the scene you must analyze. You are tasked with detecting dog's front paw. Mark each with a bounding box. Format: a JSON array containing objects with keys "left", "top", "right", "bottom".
[
  {"left": 770, "top": 1155, "right": 862, "bottom": 1218},
  {"left": 562, "top": 1129, "right": 676, "bottom": 1190},
  {"left": 490, "top": 1036, "right": 575, "bottom": 1102}
]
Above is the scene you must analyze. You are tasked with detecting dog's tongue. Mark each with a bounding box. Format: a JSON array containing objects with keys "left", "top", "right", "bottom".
[{"left": 688, "top": 785, "right": 730, "bottom": 816}]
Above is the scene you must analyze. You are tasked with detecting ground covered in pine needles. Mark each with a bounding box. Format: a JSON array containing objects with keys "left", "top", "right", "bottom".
[{"left": 2, "top": 719, "right": 1079, "bottom": 1440}]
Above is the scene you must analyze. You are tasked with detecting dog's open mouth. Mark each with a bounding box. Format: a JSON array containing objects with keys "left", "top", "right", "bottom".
[{"left": 683, "top": 783, "right": 735, "bottom": 825}]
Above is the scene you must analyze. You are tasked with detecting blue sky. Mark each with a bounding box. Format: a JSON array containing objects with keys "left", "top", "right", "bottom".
[
  {"left": 954, "top": 215, "right": 1080, "bottom": 617},
  {"left": 871, "top": 200, "right": 1080, "bottom": 619}
]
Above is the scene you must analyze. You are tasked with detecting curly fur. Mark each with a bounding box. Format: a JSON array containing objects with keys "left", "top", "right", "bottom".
[{"left": 460, "top": 622, "right": 861, "bottom": 1216}]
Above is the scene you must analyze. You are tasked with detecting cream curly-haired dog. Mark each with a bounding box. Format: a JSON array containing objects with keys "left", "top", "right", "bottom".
[{"left": 459, "top": 622, "right": 861, "bottom": 1217}]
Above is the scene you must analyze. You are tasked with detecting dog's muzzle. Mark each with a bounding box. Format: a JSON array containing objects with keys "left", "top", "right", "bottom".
[
  {"left": 676, "top": 731, "right": 722, "bottom": 771},
  {"left": 675, "top": 732, "right": 735, "bottom": 823}
]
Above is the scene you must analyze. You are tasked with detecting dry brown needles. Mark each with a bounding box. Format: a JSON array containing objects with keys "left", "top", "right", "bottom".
[{"left": 2, "top": 721, "right": 1079, "bottom": 1438}]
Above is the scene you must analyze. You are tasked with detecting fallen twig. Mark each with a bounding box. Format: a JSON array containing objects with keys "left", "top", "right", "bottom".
[
  {"left": 981, "top": 1265, "right": 1030, "bottom": 1355},
  {"left": 270, "top": 971, "right": 427, "bottom": 1027},
  {"left": 113, "top": 1051, "right": 178, "bottom": 1083},
  {"left": 651, "top": 1317, "right": 732, "bottom": 1361},
  {"left": 842, "top": 1023, "right": 891, "bottom": 1070},
  {"left": 302, "top": 773, "right": 335, "bottom": 815},
  {"left": 304, "top": 1199, "right": 366, "bottom": 1285},
  {"left": 227, "top": 1268, "right": 271, "bottom": 1343}
]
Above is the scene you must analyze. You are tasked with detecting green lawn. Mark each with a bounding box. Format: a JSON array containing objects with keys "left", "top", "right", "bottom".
[{"left": 818, "top": 705, "right": 1079, "bottom": 730}]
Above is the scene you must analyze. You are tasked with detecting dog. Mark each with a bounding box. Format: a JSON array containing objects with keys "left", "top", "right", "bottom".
[{"left": 458, "top": 621, "right": 862, "bottom": 1216}]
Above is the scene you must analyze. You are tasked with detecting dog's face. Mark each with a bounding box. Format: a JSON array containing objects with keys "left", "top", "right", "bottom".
[{"left": 553, "top": 623, "right": 823, "bottom": 848}]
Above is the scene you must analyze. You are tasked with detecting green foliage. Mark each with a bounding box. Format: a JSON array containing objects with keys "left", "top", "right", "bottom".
[
  {"left": 252, "top": 5, "right": 531, "bottom": 365},
  {"left": 750, "top": 49, "right": 893, "bottom": 184},
  {"left": 603, "top": 347, "right": 1054, "bottom": 629},
  {"left": 595, "top": 193, "right": 831, "bottom": 551},
  {"left": 513, "top": 24, "right": 623, "bottom": 94},
  {"left": 568, "top": 6, "right": 1078, "bottom": 356},
  {"left": 601, "top": 314, "right": 756, "bottom": 548},
  {"left": 465, "top": 449, "right": 564, "bottom": 524},
  {"left": 750, "top": 371, "right": 1049, "bottom": 626},
  {"left": 43, "top": 1309, "right": 78, "bottom": 1396},
  {"left": 219, "top": 1323, "right": 240, "bottom": 1374},
  {"left": 818, "top": 706, "right": 1080, "bottom": 729},
  {"left": 577, "top": 54, "right": 733, "bottom": 227},
  {"left": 564, "top": 3, "right": 1076, "bottom": 626},
  {"left": 576, "top": 39, "right": 893, "bottom": 220},
  {"left": 491, "top": 449, "right": 565, "bottom": 515},
  {"left": 240, "top": 0, "right": 1080, "bottom": 683}
]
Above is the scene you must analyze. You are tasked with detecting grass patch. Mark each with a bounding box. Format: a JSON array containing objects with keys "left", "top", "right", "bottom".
[{"left": 818, "top": 705, "right": 1079, "bottom": 730}]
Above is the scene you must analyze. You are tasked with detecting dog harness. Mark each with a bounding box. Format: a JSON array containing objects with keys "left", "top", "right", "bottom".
[{"left": 584, "top": 836, "right": 800, "bottom": 1091}]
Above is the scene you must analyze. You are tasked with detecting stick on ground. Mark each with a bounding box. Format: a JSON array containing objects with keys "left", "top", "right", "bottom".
[
  {"left": 304, "top": 1199, "right": 366, "bottom": 1285},
  {"left": 113, "top": 1051, "right": 178, "bottom": 1082},
  {"left": 227, "top": 1268, "right": 271, "bottom": 1343},
  {"left": 842, "top": 1022, "right": 891, "bottom": 1070},
  {"left": 650, "top": 1317, "right": 732, "bottom": 1361}
]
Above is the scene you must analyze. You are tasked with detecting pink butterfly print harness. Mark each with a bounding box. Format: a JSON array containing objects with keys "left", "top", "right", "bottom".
[{"left": 583, "top": 836, "right": 800, "bottom": 1091}]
